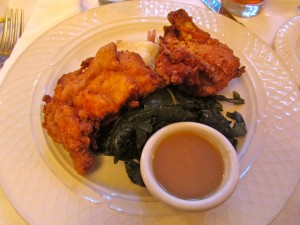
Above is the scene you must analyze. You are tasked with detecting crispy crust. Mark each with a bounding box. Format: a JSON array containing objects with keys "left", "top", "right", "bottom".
[
  {"left": 42, "top": 43, "right": 164, "bottom": 174},
  {"left": 155, "top": 9, "right": 245, "bottom": 96}
]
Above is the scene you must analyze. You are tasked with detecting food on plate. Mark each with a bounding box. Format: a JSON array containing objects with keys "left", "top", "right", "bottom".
[
  {"left": 156, "top": 9, "right": 245, "bottom": 96},
  {"left": 91, "top": 87, "right": 247, "bottom": 187},
  {"left": 42, "top": 9, "right": 246, "bottom": 177},
  {"left": 42, "top": 42, "right": 164, "bottom": 175},
  {"left": 116, "top": 39, "right": 161, "bottom": 69}
]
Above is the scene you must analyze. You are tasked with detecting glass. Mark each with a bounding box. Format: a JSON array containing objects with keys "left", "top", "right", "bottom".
[{"left": 222, "top": 0, "right": 266, "bottom": 17}]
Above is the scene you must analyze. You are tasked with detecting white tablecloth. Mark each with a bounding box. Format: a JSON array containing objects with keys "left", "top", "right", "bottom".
[{"left": 0, "top": 0, "right": 299, "bottom": 224}]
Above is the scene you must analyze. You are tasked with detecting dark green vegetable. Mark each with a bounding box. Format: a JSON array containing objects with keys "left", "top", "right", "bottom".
[
  {"left": 90, "top": 86, "right": 247, "bottom": 187},
  {"left": 110, "top": 106, "right": 199, "bottom": 163},
  {"left": 214, "top": 91, "right": 245, "bottom": 105},
  {"left": 226, "top": 111, "right": 247, "bottom": 137},
  {"left": 125, "top": 160, "right": 145, "bottom": 186}
]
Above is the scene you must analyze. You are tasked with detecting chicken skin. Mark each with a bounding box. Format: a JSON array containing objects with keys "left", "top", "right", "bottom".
[
  {"left": 155, "top": 9, "right": 245, "bottom": 96},
  {"left": 42, "top": 42, "right": 164, "bottom": 175}
]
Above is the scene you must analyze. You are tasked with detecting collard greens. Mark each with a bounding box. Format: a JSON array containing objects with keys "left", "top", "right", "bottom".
[{"left": 90, "top": 86, "right": 246, "bottom": 187}]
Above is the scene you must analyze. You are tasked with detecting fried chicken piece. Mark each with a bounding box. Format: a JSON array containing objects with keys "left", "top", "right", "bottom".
[
  {"left": 155, "top": 9, "right": 245, "bottom": 96},
  {"left": 42, "top": 42, "right": 164, "bottom": 175}
]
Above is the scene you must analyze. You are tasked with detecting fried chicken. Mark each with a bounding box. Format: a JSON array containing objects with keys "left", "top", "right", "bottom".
[
  {"left": 42, "top": 42, "right": 164, "bottom": 175},
  {"left": 43, "top": 9, "right": 246, "bottom": 176},
  {"left": 155, "top": 9, "right": 245, "bottom": 96}
]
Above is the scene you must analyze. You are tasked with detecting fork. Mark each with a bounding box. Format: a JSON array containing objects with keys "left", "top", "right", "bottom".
[{"left": 0, "top": 9, "right": 24, "bottom": 68}]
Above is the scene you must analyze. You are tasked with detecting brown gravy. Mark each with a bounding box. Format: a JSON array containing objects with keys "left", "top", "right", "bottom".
[{"left": 152, "top": 131, "right": 225, "bottom": 200}]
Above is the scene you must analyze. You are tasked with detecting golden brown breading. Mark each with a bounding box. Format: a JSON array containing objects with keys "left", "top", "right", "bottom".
[
  {"left": 155, "top": 9, "right": 245, "bottom": 96},
  {"left": 42, "top": 42, "right": 164, "bottom": 175},
  {"left": 43, "top": 9, "right": 245, "bottom": 176}
]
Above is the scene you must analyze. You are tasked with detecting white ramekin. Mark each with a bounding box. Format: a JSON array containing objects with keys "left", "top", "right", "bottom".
[{"left": 140, "top": 122, "right": 240, "bottom": 211}]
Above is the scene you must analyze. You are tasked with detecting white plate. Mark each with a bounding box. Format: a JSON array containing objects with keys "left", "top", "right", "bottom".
[
  {"left": 274, "top": 16, "right": 300, "bottom": 86},
  {"left": 0, "top": 1, "right": 300, "bottom": 225}
]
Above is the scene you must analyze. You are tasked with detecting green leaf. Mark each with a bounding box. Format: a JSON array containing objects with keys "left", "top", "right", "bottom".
[{"left": 214, "top": 91, "right": 245, "bottom": 104}]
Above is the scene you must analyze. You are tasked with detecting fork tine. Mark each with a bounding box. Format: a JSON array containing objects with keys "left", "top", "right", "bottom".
[
  {"left": 7, "top": 9, "right": 14, "bottom": 52},
  {"left": 12, "top": 9, "right": 23, "bottom": 48},
  {"left": 0, "top": 10, "right": 10, "bottom": 51},
  {"left": 12, "top": 9, "right": 18, "bottom": 48},
  {"left": 0, "top": 9, "right": 24, "bottom": 54},
  {"left": 20, "top": 9, "right": 24, "bottom": 36}
]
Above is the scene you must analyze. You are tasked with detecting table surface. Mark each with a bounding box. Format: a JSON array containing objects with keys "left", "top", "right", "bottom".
[{"left": 0, "top": 0, "right": 299, "bottom": 224}]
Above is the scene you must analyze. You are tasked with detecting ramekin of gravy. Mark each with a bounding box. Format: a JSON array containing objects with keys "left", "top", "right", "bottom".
[{"left": 140, "top": 122, "right": 239, "bottom": 211}]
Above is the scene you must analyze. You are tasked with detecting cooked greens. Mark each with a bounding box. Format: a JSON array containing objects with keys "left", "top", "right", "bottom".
[
  {"left": 214, "top": 91, "right": 245, "bottom": 105},
  {"left": 90, "top": 86, "right": 247, "bottom": 187}
]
